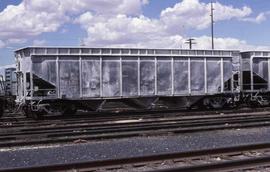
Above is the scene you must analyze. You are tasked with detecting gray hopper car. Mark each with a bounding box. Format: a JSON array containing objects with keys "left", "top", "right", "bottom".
[{"left": 14, "top": 47, "right": 270, "bottom": 118}]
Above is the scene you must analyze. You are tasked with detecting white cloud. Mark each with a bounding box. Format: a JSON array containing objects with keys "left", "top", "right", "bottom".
[
  {"left": 0, "top": 0, "right": 147, "bottom": 47},
  {"left": 0, "top": 0, "right": 268, "bottom": 51},
  {"left": 0, "top": 41, "right": 5, "bottom": 48},
  {"left": 75, "top": 0, "right": 269, "bottom": 50},
  {"left": 191, "top": 36, "right": 270, "bottom": 50},
  {"left": 142, "top": 0, "right": 149, "bottom": 5},
  {"left": 57, "top": 0, "right": 147, "bottom": 15},
  {"left": 241, "top": 12, "right": 270, "bottom": 24},
  {"left": 75, "top": 13, "right": 164, "bottom": 46},
  {"left": 0, "top": 1, "right": 68, "bottom": 40},
  {"left": 75, "top": 12, "right": 259, "bottom": 50},
  {"left": 6, "top": 39, "right": 27, "bottom": 45},
  {"left": 160, "top": 0, "right": 252, "bottom": 31},
  {"left": 33, "top": 40, "right": 47, "bottom": 46}
]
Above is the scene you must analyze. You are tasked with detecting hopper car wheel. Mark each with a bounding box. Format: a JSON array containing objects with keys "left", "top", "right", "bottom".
[
  {"left": 203, "top": 97, "right": 227, "bottom": 109},
  {"left": 209, "top": 97, "right": 227, "bottom": 109},
  {"left": 62, "top": 105, "right": 77, "bottom": 116},
  {"left": 22, "top": 106, "right": 31, "bottom": 118},
  {"left": 22, "top": 106, "right": 45, "bottom": 119},
  {"left": 247, "top": 100, "right": 260, "bottom": 107}
]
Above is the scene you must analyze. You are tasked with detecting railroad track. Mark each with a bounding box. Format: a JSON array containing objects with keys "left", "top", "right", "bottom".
[
  {"left": 2, "top": 142, "right": 270, "bottom": 172},
  {"left": 1, "top": 106, "right": 270, "bottom": 127},
  {"left": 1, "top": 106, "right": 270, "bottom": 123},
  {"left": 1, "top": 110, "right": 270, "bottom": 148}
]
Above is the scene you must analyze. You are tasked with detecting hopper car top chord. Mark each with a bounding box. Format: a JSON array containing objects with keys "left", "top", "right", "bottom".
[{"left": 13, "top": 47, "right": 270, "bottom": 118}]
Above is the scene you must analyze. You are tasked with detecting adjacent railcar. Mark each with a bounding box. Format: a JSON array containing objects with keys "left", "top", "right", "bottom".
[
  {"left": 240, "top": 51, "right": 270, "bottom": 106},
  {"left": 15, "top": 47, "right": 240, "bottom": 117}
]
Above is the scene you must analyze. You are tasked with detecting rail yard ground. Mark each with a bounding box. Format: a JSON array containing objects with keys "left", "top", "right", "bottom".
[{"left": 2, "top": 109, "right": 270, "bottom": 171}]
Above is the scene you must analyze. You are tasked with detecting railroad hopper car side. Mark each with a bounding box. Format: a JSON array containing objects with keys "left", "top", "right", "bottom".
[
  {"left": 240, "top": 51, "right": 270, "bottom": 106},
  {"left": 15, "top": 47, "right": 240, "bottom": 117}
]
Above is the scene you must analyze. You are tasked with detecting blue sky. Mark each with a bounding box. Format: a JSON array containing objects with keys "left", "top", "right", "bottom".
[{"left": 0, "top": 0, "right": 270, "bottom": 69}]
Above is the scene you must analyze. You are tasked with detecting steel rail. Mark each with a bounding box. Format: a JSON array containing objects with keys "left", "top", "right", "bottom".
[
  {"left": 2, "top": 111, "right": 270, "bottom": 132},
  {"left": 2, "top": 142, "right": 270, "bottom": 172},
  {"left": 1, "top": 106, "right": 270, "bottom": 123},
  {"left": 154, "top": 156, "right": 270, "bottom": 172},
  {"left": 5, "top": 113, "right": 270, "bottom": 134},
  {"left": 18, "top": 115, "right": 270, "bottom": 137},
  {"left": 1, "top": 110, "right": 270, "bottom": 148},
  {"left": 0, "top": 116, "right": 270, "bottom": 148}
]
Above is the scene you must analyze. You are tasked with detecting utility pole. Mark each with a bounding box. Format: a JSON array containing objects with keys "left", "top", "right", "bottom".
[
  {"left": 210, "top": 1, "right": 214, "bottom": 49},
  {"left": 185, "top": 38, "right": 196, "bottom": 49}
]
